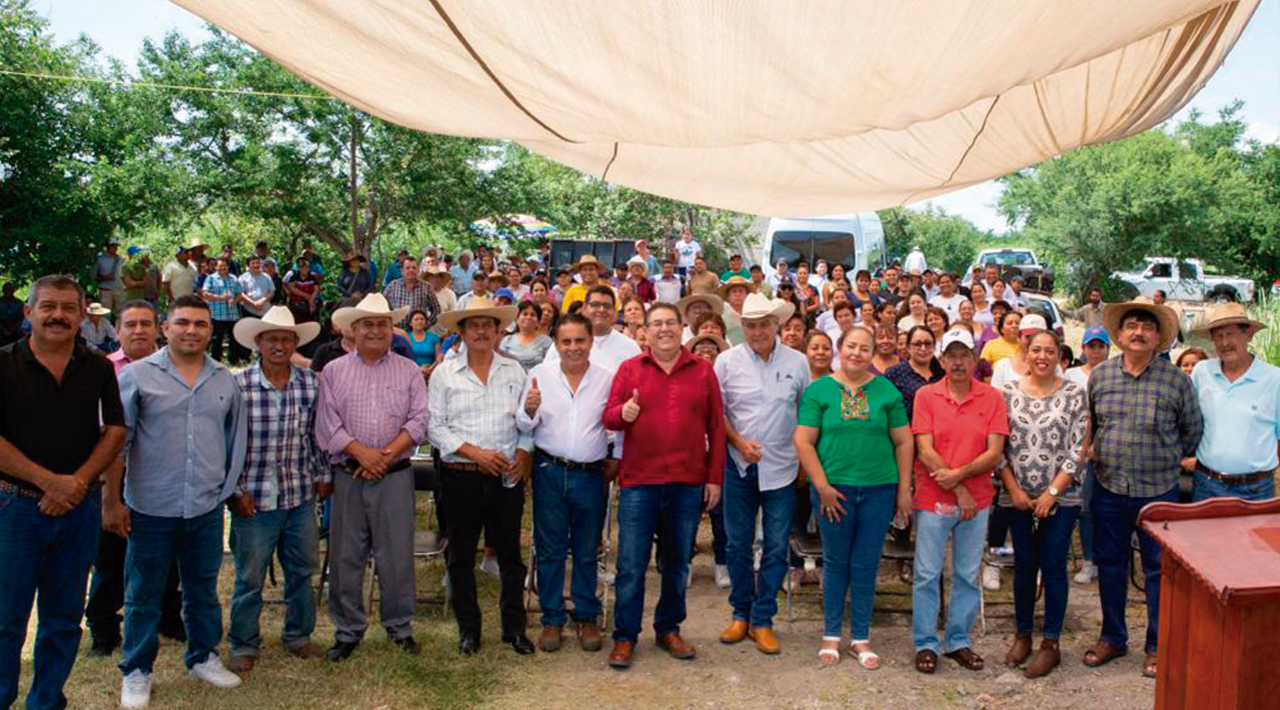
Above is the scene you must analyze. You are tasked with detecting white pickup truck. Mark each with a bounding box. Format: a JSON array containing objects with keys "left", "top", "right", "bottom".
[{"left": 1113, "top": 257, "right": 1255, "bottom": 303}]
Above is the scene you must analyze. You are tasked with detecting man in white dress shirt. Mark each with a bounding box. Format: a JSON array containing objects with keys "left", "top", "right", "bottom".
[
  {"left": 518, "top": 313, "right": 617, "bottom": 654},
  {"left": 713, "top": 294, "right": 810, "bottom": 655},
  {"left": 543, "top": 285, "right": 640, "bottom": 372}
]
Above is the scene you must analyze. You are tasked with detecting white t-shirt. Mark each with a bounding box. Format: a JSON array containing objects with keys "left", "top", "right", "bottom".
[
  {"left": 1064, "top": 365, "right": 1091, "bottom": 393},
  {"left": 162, "top": 260, "right": 199, "bottom": 298},
  {"left": 929, "top": 293, "right": 966, "bottom": 323},
  {"left": 674, "top": 239, "right": 701, "bottom": 268},
  {"left": 992, "top": 358, "right": 1063, "bottom": 390},
  {"left": 897, "top": 314, "right": 926, "bottom": 333}
]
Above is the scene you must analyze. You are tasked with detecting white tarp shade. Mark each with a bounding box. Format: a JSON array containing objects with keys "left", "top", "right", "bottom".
[{"left": 173, "top": 0, "right": 1259, "bottom": 217}]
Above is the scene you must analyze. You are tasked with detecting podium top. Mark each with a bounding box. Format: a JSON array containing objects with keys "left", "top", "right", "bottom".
[{"left": 1140, "top": 498, "right": 1280, "bottom": 605}]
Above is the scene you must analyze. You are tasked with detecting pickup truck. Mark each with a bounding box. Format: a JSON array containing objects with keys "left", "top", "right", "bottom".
[
  {"left": 1113, "top": 257, "right": 1255, "bottom": 303},
  {"left": 961, "top": 248, "right": 1054, "bottom": 294}
]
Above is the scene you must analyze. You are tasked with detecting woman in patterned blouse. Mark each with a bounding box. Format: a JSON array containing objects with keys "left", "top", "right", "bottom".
[{"left": 996, "top": 328, "right": 1088, "bottom": 679}]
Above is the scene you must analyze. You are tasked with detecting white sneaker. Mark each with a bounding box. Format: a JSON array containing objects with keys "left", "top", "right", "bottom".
[
  {"left": 1074, "top": 562, "right": 1098, "bottom": 584},
  {"left": 187, "top": 656, "right": 242, "bottom": 689},
  {"left": 981, "top": 563, "right": 1001, "bottom": 591},
  {"left": 714, "top": 563, "right": 731, "bottom": 589},
  {"left": 121, "top": 670, "right": 152, "bottom": 709},
  {"left": 480, "top": 554, "right": 500, "bottom": 579}
]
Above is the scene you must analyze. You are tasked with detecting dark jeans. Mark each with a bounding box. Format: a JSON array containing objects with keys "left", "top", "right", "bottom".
[
  {"left": 531, "top": 455, "right": 607, "bottom": 627},
  {"left": 987, "top": 494, "right": 1010, "bottom": 549},
  {"left": 1007, "top": 505, "right": 1080, "bottom": 639},
  {"left": 442, "top": 468, "right": 526, "bottom": 640},
  {"left": 229, "top": 500, "right": 319, "bottom": 656},
  {"left": 120, "top": 507, "right": 224, "bottom": 674},
  {"left": 613, "top": 483, "right": 703, "bottom": 643},
  {"left": 209, "top": 319, "right": 247, "bottom": 364},
  {"left": 0, "top": 491, "right": 100, "bottom": 710},
  {"left": 813, "top": 483, "right": 896, "bottom": 639},
  {"left": 1091, "top": 483, "right": 1178, "bottom": 653},
  {"left": 723, "top": 458, "right": 793, "bottom": 628},
  {"left": 85, "top": 526, "right": 183, "bottom": 643}
]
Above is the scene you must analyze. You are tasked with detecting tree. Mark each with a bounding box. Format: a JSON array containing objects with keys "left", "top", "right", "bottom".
[{"left": 877, "top": 206, "right": 985, "bottom": 275}]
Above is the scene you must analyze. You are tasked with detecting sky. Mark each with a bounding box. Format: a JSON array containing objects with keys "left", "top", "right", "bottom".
[{"left": 35, "top": 0, "right": 1280, "bottom": 235}]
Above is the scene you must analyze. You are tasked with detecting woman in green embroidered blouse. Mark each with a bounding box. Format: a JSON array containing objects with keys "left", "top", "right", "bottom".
[{"left": 794, "top": 325, "right": 915, "bottom": 670}]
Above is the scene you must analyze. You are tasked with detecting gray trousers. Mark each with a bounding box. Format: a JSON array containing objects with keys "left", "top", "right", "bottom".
[{"left": 328, "top": 467, "right": 416, "bottom": 643}]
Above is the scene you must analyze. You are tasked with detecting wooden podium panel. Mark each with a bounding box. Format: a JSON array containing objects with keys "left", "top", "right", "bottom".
[{"left": 1140, "top": 498, "right": 1280, "bottom": 710}]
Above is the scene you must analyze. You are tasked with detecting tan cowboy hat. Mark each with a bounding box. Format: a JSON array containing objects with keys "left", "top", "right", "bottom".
[
  {"left": 717, "top": 275, "right": 758, "bottom": 300},
  {"left": 570, "top": 254, "right": 606, "bottom": 272},
  {"left": 676, "top": 293, "right": 724, "bottom": 322},
  {"left": 421, "top": 263, "right": 452, "bottom": 284},
  {"left": 437, "top": 296, "right": 518, "bottom": 334},
  {"left": 738, "top": 292, "right": 795, "bottom": 323},
  {"left": 332, "top": 293, "right": 411, "bottom": 332},
  {"left": 687, "top": 332, "right": 730, "bottom": 354},
  {"left": 234, "top": 305, "right": 321, "bottom": 352},
  {"left": 1192, "top": 302, "right": 1266, "bottom": 339},
  {"left": 87, "top": 302, "right": 111, "bottom": 316},
  {"left": 182, "top": 236, "right": 209, "bottom": 253},
  {"left": 625, "top": 255, "right": 649, "bottom": 277},
  {"left": 1103, "top": 297, "right": 1180, "bottom": 352}
]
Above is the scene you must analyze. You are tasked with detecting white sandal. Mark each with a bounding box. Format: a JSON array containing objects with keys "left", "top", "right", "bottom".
[
  {"left": 818, "top": 636, "right": 841, "bottom": 667},
  {"left": 849, "top": 640, "right": 881, "bottom": 670}
]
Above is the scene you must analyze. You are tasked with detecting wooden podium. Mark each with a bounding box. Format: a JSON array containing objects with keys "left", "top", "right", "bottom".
[{"left": 1139, "top": 497, "right": 1280, "bottom": 710}]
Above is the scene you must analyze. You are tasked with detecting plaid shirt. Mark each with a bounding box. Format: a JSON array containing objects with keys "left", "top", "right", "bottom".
[
  {"left": 1088, "top": 354, "right": 1203, "bottom": 498},
  {"left": 382, "top": 278, "right": 441, "bottom": 328},
  {"left": 201, "top": 273, "right": 242, "bottom": 322},
  {"left": 234, "top": 364, "right": 328, "bottom": 511}
]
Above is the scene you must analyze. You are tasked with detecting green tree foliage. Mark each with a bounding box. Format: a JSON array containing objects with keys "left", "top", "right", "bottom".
[
  {"left": 999, "top": 104, "right": 1278, "bottom": 302},
  {"left": 877, "top": 206, "right": 985, "bottom": 275}
]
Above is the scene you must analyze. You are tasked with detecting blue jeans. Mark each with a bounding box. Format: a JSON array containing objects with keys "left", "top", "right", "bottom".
[
  {"left": 1076, "top": 464, "right": 1095, "bottom": 562},
  {"left": 723, "top": 459, "right": 794, "bottom": 628},
  {"left": 612, "top": 484, "right": 703, "bottom": 643},
  {"left": 532, "top": 456, "right": 606, "bottom": 627},
  {"left": 228, "top": 500, "right": 319, "bottom": 656},
  {"left": 120, "top": 507, "right": 225, "bottom": 674},
  {"left": 1192, "top": 471, "right": 1276, "bottom": 502},
  {"left": 1091, "top": 483, "right": 1178, "bottom": 654},
  {"left": 813, "top": 483, "right": 895, "bottom": 639},
  {"left": 912, "top": 507, "right": 989, "bottom": 653},
  {"left": 0, "top": 491, "right": 100, "bottom": 710},
  {"left": 1007, "top": 505, "right": 1080, "bottom": 639}
]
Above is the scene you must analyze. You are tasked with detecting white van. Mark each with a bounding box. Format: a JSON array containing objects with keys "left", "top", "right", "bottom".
[{"left": 760, "top": 213, "right": 886, "bottom": 274}]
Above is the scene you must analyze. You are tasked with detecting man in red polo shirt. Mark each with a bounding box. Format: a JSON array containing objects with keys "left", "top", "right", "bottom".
[
  {"left": 602, "top": 302, "right": 726, "bottom": 670},
  {"left": 908, "top": 329, "right": 1008, "bottom": 675}
]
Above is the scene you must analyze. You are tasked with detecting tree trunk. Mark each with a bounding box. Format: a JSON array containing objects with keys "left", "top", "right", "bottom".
[{"left": 349, "top": 115, "right": 361, "bottom": 256}]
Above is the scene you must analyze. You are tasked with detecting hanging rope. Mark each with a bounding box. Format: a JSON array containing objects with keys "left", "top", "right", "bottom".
[{"left": 0, "top": 68, "right": 332, "bottom": 101}]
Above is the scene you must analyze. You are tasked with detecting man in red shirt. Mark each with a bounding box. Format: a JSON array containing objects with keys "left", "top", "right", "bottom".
[
  {"left": 908, "top": 329, "right": 1008, "bottom": 675},
  {"left": 602, "top": 302, "right": 726, "bottom": 669}
]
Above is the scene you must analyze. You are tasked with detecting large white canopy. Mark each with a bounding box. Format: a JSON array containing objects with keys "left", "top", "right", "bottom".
[{"left": 174, "top": 0, "right": 1259, "bottom": 217}]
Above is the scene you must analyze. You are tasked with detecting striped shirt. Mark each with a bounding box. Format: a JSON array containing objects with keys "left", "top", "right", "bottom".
[
  {"left": 234, "top": 364, "right": 328, "bottom": 511},
  {"left": 382, "top": 278, "right": 441, "bottom": 329},
  {"left": 200, "top": 272, "right": 242, "bottom": 322},
  {"left": 1088, "top": 355, "right": 1203, "bottom": 498},
  {"left": 428, "top": 352, "right": 533, "bottom": 463},
  {"left": 315, "top": 350, "right": 429, "bottom": 464}
]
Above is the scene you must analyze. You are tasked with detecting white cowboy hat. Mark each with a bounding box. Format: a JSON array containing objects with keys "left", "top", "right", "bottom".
[
  {"left": 738, "top": 292, "right": 795, "bottom": 323},
  {"left": 1192, "top": 301, "right": 1266, "bottom": 339},
  {"left": 87, "top": 302, "right": 111, "bottom": 316},
  {"left": 1103, "top": 297, "right": 1180, "bottom": 352},
  {"left": 625, "top": 255, "right": 649, "bottom": 277},
  {"left": 717, "top": 275, "right": 758, "bottom": 300},
  {"left": 233, "top": 306, "right": 321, "bottom": 352},
  {"left": 437, "top": 296, "right": 518, "bottom": 334},
  {"left": 332, "top": 293, "right": 411, "bottom": 332}
]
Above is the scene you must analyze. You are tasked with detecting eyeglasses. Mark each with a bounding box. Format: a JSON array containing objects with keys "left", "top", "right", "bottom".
[{"left": 585, "top": 301, "right": 613, "bottom": 310}]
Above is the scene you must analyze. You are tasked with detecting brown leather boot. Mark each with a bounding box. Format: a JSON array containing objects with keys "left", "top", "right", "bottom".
[
  {"left": 719, "top": 620, "right": 749, "bottom": 644},
  {"left": 1024, "top": 638, "right": 1061, "bottom": 678},
  {"left": 748, "top": 627, "right": 781, "bottom": 655},
  {"left": 1005, "top": 632, "right": 1033, "bottom": 667},
  {"left": 656, "top": 631, "right": 696, "bottom": 660},
  {"left": 538, "top": 626, "right": 563, "bottom": 653},
  {"left": 576, "top": 621, "right": 603, "bottom": 653},
  {"left": 607, "top": 640, "right": 635, "bottom": 669}
]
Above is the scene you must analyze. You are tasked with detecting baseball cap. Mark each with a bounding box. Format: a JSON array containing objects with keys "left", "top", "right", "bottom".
[
  {"left": 1019, "top": 314, "right": 1049, "bottom": 333},
  {"left": 940, "top": 328, "right": 975, "bottom": 354},
  {"left": 493, "top": 287, "right": 516, "bottom": 303},
  {"left": 1081, "top": 326, "right": 1111, "bottom": 346},
  {"left": 126, "top": 245, "right": 146, "bottom": 257}
]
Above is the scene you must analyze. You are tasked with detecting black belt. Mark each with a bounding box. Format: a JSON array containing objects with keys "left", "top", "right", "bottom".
[
  {"left": 0, "top": 478, "right": 103, "bottom": 501},
  {"left": 1195, "top": 463, "right": 1274, "bottom": 486},
  {"left": 535, "top": 451, "right": 604, "bottom": 473},
  {"left": 341, "top": 458, "right": 411, "bottom": 475}
]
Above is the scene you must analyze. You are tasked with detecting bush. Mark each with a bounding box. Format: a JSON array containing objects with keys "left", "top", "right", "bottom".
[{"left": 1248, "top": 295, "right": 1280, "bottom": 365}]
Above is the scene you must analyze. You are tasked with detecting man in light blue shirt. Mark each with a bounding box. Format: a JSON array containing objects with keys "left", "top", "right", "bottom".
[
  {"left": 113, "top": 295, "right": 248, "bottom": 708},
  {"left": 1187, "top": 303, "right": 1279, "bottom": 502},
  {"left": 450, "top": 250, "right": 477, "bottom": 295}
]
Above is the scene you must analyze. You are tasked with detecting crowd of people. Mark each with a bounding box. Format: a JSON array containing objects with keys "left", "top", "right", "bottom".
[{"left": 1, "top": 231, "right": 1277, "bottom": 710}]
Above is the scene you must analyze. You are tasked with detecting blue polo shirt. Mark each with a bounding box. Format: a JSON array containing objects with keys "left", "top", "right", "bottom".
[{"left": 1192, "top": 356, "right": 1280, "bottom": 474}]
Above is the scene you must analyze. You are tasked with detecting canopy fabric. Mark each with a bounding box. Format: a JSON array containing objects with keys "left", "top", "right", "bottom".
[{"left": 174, "top": 0, "right": 1260, "bottom": 217}]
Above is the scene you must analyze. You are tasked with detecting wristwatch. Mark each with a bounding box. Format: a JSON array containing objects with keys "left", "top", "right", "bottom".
[{"left": 1047, "top": 485, "right": 1061, "bottom": 497}]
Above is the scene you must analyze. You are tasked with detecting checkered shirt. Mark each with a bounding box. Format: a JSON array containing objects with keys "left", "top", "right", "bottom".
[
  {"left": 201, "top": 272, "right": 242, "bottom": 322},
  {"left": 382, "top": 278, "right": 441, "bottom": 328},
  {"left": 234, "top": 364, "right": 328, "bottom": 511}
]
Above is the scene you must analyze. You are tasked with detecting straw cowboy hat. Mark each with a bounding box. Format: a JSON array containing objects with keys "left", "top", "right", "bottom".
[
  {"left": 87, "top": 303, "right": 111, "bottom": 316},
  {"left": 717, "top": 275, "right": 758, "bottom": 300},
  {"left": 437, "top": 296, "right": 518, "bottom": 334},
  {"left": 687, "top": 332, "right": 730, "bottom": 354},
  {"left": 421, "top": 263, "right": 452, "bottom": 284},
  {"left": 1103, "top": 297, "right": 1180, "bottom": 352},
  {"left": 676, "top": 292, "right": 724, "bottom": 321},
  {"left": 625, "top": 255, "right": 649, "bottom": 277},
  {"left": 233, "top": 305, "right": 321, "bottom": 352},
  {"left": 332, "top": 293, "right": 411, "bottom": 332},
  {"left": 182, "top": 236, "right": 210, "bottom": 253},
  {"left": 570, "top": 254, "right": 606, "bottom": 272},
  {"left": 1192, "top": 302, "right": 1266, "bottom": 339},
  {"left": 737, "top": 292, "right": 795, "bottom": 323}
]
